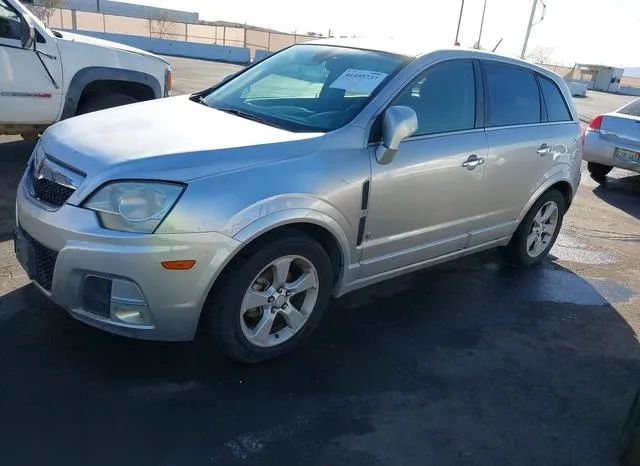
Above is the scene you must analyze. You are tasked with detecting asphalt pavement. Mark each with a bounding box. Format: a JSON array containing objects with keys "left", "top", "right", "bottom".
[{"left": 0, "top": 56, "right": 639, "bottom": 466}]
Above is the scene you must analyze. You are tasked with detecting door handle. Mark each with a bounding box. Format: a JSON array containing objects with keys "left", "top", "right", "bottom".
[
  {"left": 537, "top": 143, "right": 551, "bottom": 156},
  {"left": 462, "top": 154, "right": 485, "bottom": 170}
]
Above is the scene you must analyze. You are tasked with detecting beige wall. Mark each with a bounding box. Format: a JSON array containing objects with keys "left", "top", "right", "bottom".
[
  {"left": 76, "top": 11, "right": 105, "bottom": 32},
  {"left": 187, "top": 24, "right": 215, "bottom": 42},
  {"left": 268, "top": 32, "right": 295, "bottom": 51},
  {"left": 104, "top": 14, "right": 148, "bottom": 35},
  {"left": 46, "top": 9, "right": 73, "bottom": 29},
  {"left": 621, "top": 76, "right": 640, "bottom": 87}
]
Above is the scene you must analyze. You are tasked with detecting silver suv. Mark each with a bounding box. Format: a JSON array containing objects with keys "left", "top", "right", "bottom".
[{"left": 14, "top": 40, "right": 582, "bottom": 362}]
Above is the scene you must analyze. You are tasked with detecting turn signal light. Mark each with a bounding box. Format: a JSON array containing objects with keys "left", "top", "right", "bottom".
[{"left": 161, "top": 260, "right": 196, "bottom": 270}]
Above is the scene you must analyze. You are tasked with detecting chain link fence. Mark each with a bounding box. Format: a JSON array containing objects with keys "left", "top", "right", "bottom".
[{"left": 43, "top": 8, "right": 315, "bottom": 58}]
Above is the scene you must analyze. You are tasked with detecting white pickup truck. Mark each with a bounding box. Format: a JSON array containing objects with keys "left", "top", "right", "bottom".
[{"left": 0, "top": 0, "right": 172, "bottom": 140}]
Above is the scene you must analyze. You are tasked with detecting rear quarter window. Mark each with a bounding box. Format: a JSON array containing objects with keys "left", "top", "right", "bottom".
[
  {"left": 538, "top": 76, "right": 572, "bottom": 122},
  {"left": 483, "top": 62, "right": 541, "bottom": 127}
]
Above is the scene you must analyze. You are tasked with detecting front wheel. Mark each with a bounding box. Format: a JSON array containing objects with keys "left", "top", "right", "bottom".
[
  {"left": 500, "top": 189, "right": 565, "bottom": 266},
  {"left": 77, "top": 93, "right": 138, "bottom": 115},
  {"left": 203, "top": 231, "right": 333, "bottom": 363}
]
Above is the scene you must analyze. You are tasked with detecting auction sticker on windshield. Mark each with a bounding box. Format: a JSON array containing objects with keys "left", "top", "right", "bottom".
[{"left": 330, "top": 69, "right": 388, "bottom": 94}]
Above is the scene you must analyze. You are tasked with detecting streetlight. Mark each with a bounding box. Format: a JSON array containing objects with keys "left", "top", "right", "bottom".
[
  {"left": 454, "top": 0, "right": 464, "bottom": 46},
  {"left": 476, "top": 0, "right": 488, "bottom": 50},
  {"left": 520, "top": 0, "right": 546, "bottom": 59}
]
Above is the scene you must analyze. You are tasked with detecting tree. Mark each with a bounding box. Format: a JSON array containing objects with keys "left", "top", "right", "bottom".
[
  {"left": 526, "top": 45, "right": 554, "bottom": 65},
  {"left": 28, "top": 0, "right": 67, "bottom": 27},
  {"left": 147, "top": 9, "right": 174, "bottom": 39}
]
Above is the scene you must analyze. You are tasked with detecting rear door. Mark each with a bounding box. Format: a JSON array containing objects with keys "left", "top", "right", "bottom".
[{"left": 475, "top": 61, "right": 556, "bottom": 245}]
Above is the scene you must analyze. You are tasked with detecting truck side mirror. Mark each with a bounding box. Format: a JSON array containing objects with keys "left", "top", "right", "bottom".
[
  {"left": 375, "top": 106, "right": 419, "bottom": 165},
  {"left": 20, "top": 15, "right": 35, "bottom": 50}
]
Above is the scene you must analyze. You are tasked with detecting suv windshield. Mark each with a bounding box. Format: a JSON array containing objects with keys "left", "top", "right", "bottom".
[{"left": 203, "top": 44, "right": 410, "bottom": 132}]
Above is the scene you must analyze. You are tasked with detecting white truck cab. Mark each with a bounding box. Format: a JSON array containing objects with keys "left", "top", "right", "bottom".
[{"left": 0, "top": 0, "right": 172, "bottom": 140}]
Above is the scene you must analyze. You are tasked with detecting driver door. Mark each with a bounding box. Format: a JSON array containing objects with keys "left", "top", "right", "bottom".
[
  {"left": 0, "top": 0, "right": 62, "bottom": 125},
  {"left": 361, "top": 59, "right": 490, "bottom": 278}
]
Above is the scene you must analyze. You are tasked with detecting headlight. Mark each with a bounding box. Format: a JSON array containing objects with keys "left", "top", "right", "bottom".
[{"left": 84, "top": 181, "right": 184, "bottom": 233}]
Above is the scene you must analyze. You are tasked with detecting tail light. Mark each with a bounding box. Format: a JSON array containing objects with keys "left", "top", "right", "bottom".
[{"left": 588, "top": 115, "right": 603, "bottom": 132}]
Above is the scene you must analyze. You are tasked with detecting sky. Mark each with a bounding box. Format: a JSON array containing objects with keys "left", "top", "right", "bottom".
[{"left": 117, "top": 0, "right": 639, "bottom": 68}]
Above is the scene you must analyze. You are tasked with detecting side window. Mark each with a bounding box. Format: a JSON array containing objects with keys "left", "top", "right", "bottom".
[
  {"left": 0, "top": 0, "right": 21, "bottom": 40},
  {"left": 538, "top": 76, "right": 572, "bottom": 122},
  {"left": 484, "top": 62, "right": 541, "bottom": 127},
  {"left": 393, "top": 60, "right": 476, "bottom": 136}
]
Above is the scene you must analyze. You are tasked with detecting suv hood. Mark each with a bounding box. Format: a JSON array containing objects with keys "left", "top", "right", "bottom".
[
  {"left": 56, "top": 31, "right": 169, "bottom": 65},
  {"left": 42, "top": 96, "right": 324, "bottom": 183}
]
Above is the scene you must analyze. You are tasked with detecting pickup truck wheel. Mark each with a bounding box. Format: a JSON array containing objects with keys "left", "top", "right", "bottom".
[
  {"left": 500, "top": 189, "right": 565, "bottom": 267},
  {"left": 77, "top": 93, "right": 138, "bottom": 115},
  {"left": 203, "top": 231, "right": 333, "bottom": 363},
  {"left": 20, "top": 131, "right": 40, "bottom": 143},
  {"left": 587, "top": 162, "right": 613, "bottom": 180}
]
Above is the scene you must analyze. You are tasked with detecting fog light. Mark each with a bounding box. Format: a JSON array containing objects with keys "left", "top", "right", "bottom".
[
  {"left": 110, "top": 301, "right": 150, "bottom": 325},
  {"left": 109, "top": 279, "right": 152, "bottom": 326}
]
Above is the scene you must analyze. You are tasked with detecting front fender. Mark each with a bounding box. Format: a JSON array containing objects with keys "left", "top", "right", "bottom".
[
  {"left": 60, "top": 67, "right": 162, "bottom": 119},
  {"left": 233, "top": 208, "right": 354, "bottom": 272}
]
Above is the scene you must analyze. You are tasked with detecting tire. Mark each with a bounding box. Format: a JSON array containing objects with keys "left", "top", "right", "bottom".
[
  {"left": 203, "top": 231, "right": 333, "bottom": 363},
  {"left": 20, "top": 131, "right": 40, "bottom": 143},
  {"left": 77, "top": 93, "right": 138, "bottom": 115},
  {"left": 620, "top": 387, "right": 640, "bottom": 461},
  {"left": 587, "top": 162, "right": 612, "bottom": 180},
  {"left": 500, "top": 189, "right": 565, "bottom": 267}
]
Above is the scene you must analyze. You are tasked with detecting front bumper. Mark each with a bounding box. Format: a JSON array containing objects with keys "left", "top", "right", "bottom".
[
  {"left": 15, "top": 182, "right": 242, "bottom": 341},
  {"left": 582, "top": 131, "right": 640, "bottom": 173}
]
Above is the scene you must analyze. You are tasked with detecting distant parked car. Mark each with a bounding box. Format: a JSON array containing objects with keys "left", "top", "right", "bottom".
[
  {"left": 583, "top": 98, "right": 640, "bottom": 180},
  {"left": 15, "top": 40, "right": 582, "bottom": 362}
]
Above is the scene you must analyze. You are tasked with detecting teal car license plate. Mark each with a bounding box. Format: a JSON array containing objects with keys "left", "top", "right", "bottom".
[{"left": 614, "top": 148, "right": 640, "bottom": 164}]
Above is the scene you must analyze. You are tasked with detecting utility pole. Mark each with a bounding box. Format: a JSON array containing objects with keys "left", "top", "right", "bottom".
[
  {"left": 476, "top": 0, "right": 488, "bottom": 49},
  {"left": 521, "top": 0, "right": 546, "bottom": 59},
  {"left": 454, "top": 0, "right": 464, "bottom": 45}
]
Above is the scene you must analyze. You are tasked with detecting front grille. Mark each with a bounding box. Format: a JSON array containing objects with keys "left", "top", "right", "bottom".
[
  {"left": 24, "top": 231, "right": 58, "bottom": 291},
  {"left": 29, "top": 168, "right": 75, "bottom": 207}
]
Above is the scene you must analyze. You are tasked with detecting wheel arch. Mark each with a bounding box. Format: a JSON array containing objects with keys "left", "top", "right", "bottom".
[
  {"left": 195, "top": 213, "right": 351, "bottom": 331},
  {"left": 231, "top": 210, "right": 351, "bottom": 288},
  {"left": 517, "top": 174, "right": 576, "bottom": 224},
  {"left": 60, "top": 67, "right": 162, "bottom": 119}
]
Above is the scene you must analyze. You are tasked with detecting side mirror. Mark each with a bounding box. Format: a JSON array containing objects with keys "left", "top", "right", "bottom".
[
  {"left": 375, "top": 106, "right": 418, "bottom": 165},
  {"left": 20, "top": 15, "right": 35, "bottom": 50}
]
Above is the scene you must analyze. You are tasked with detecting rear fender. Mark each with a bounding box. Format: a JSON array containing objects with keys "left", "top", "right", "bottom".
[{"left": 517, "top": 167, "right": 577, "bottom": 223}]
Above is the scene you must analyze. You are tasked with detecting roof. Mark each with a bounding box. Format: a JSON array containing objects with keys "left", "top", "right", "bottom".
[
  {"left": 307, "top": 38, "right": 433, "bottom": 58},
  {"left": 306, "top": 38, "right": 530, "bottom": 65},
  {"left": 302, "top": 38, "right": 565, "bottom": 85}
]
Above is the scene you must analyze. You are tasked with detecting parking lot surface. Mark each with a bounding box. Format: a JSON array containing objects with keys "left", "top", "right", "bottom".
[{"left": 1, "top": 57, "right": 639, "bottom": 466}]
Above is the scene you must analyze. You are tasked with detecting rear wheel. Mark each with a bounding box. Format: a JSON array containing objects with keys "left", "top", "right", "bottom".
[
  {"left": 203, "top": 231, "right": 333, "bottom": 363},
  {"left": 500, "top": 189, "right": 565, "bottom": 267},
  {"left": 587, "top": 162, "right": 613, "bottom": 180},
  {"left": 77, "top": 93, "right": 138, "bottom": 115}
]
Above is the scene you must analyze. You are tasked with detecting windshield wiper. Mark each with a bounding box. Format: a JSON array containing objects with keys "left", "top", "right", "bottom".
[{"left": 215, "top": 107, "right": 283, "bottom": 129}]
